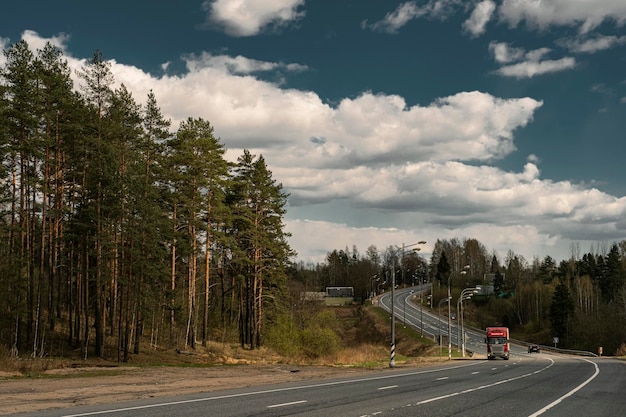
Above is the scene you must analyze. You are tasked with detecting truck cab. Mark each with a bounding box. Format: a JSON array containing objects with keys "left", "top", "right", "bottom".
[{"left": 486, "top": 327, "right": 510, "bottom": 360}]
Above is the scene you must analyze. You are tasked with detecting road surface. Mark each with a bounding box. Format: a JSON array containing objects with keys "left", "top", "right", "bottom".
[{"left": 11, "top": 286, "right": 626, "bottom": 417}]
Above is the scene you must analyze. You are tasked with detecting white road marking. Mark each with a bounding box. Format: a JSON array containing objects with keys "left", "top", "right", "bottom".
[
  {"left": 416, "top": 358, "right": 555, "bottom": 406},
  {"left": 528, "top": 359, "right": 599, "bottom": 417},
  {"left": 267, "top": 400, "right": 307, "bottom": 408},
  {"left": 60, "top": 361, "right": 484, "bottom": 416},
  {"left": 378, "top": 385, "right": 398, "bottom": 390}
]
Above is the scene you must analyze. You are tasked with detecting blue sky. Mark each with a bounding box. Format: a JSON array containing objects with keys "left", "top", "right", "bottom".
[{"left": 2, "top": 0, "right": 625, "bottom": 264}]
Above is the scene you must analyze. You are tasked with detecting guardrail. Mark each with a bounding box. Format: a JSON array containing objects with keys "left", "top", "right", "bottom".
[{"left": 465, "top": 324, "right": 598, "bottom": 357}]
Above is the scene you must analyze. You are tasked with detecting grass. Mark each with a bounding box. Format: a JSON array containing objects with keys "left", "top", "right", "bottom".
[{"left": 0, "top": 304, "right": 450, "bottom": 378}]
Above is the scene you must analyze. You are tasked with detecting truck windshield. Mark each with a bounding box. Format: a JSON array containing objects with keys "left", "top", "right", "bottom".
[{"left": 488, "top": 337, "right": 507, "bottom": 344}]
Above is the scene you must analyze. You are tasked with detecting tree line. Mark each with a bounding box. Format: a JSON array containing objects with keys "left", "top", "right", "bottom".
[
  {"left": 0, "top": 41, "right": 292, "bottom": 360},
  {"left": 291, "top": 239, "right": 626, "bottom": 355}
]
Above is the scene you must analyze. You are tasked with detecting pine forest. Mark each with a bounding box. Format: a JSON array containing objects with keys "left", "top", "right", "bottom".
[{"left": 0, "top": 42, "right": 293, "bottom": 360}]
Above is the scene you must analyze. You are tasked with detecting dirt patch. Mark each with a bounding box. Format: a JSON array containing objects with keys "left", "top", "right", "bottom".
[
  {"left": 0, "top": 362, "right": 442, "bottom": 415},
  {"left": 0, "top": 305, "right": 445, "bottom": 415}
]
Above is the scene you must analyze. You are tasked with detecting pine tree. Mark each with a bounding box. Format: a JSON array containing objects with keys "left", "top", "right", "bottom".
[
  {"left": 105, "top": 83, "right": 144, "bottom": 361},
  {"left": 75, "top": 49, "right": 115, "bottom": 358},
  {"left": 601, "top": 244, "right": 624, "bottom": 304},
  {"left": 32, "top": 42, "right": 82, "bottom": 355},
  {"left": 227, "top": 150, "right": 292, "bottom": 349},
  {"left": 138, "top": 91, "right": 172, "bottom": 350},
  {"left": 549, "top": 281, "right": 574, "bottom": 343},
  {"left": 1, "top": 39, "right": 38, "bottom": 355},
  {"left": 165, "top": 117, "right": 229, "bottom": 349}
]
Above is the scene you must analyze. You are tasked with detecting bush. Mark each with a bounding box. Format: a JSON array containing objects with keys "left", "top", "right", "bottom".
[
  {"left": 265, "top": 314, "right": 300, "bottom": 357},
  {"left": 299, "top": 327, "right": 340, "bottom": 359}
]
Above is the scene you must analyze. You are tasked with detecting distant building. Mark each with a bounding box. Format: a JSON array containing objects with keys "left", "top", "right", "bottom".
[
  {"left": 324, "top": 286, "right": 354, "bottom": 306},
  {"left": 300, "top": 291, "right": 326, "bottom": 302}
]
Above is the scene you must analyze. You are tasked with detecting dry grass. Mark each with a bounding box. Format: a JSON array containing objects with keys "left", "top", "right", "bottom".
[{"left": 0, "top": 305, "right": 437, "bottom": 376}]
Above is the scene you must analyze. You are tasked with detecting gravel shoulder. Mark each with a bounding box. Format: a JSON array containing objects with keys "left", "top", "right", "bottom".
[{"left": 0, "top": 363, "right": 411, "bottom": 415}]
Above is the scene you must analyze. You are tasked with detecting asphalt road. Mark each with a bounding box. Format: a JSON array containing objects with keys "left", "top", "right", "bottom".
[
  {"left": 378, "top": 284, "right": 521, "bottom": 357},
  {"left": 14, "top": 354, "right": 625, "bottom": 417},
  {"left": 12, "top": 287, "right": 626, "bottom": 417}
]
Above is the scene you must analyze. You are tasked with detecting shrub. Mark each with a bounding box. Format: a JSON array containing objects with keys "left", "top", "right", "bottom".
[
  {"left": 265, "top": 314, "right": 301, "bottom": 357},
  {"left": 299, "top": 327, "right": 340, "bottom": 359}
]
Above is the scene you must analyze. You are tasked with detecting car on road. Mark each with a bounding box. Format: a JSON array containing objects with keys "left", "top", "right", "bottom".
[{"left": 528, "top": 344, "right": 540, "bottom": 353}]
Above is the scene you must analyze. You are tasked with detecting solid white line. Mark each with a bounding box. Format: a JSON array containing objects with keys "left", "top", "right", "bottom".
[
  {"left": 267, "top": 400, "right": 307, "bottom": 408},
  {"left": 60, "top": 361, "right": 485, "bottom": 416},
  {"left": 528, "top": 359, "right": 599, "bottom": 417}
]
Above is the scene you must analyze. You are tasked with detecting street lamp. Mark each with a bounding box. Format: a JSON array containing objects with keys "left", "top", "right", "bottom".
[
  {"left": 390, "top": 241, "right": 426, "bottom": 367},
  {"left": 403, "top": 290, "right": 414, "bottom": 326},
  {"left": 438, "top": 296, "right": 451, "bottom": 358},
  {"left": 369, "top": 274, "right": 379, "bottom": 299},
  {"left": 421, "top": 294, "right": 432, "bottom": 336},
  {"left": 457, "top": 287, "right": 477, "bottom": 357},
  {"left": 448, "top": 265, "right": 470, "bottom": 360}
]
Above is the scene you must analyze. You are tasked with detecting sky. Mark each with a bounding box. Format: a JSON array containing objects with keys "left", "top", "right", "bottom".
[{"left": 1, "top": 0, "right": 626, "bottom": 265}]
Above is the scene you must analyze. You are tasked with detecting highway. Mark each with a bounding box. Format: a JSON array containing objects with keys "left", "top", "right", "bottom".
[
  {"left": 13, "top": 286, "right": 626, "bottom": 417},
  {"left": 378, "top": 284, "right": 487, "bottom": 357}
]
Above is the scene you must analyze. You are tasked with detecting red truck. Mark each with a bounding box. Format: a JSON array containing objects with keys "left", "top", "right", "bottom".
[{"left": 486, "top": 327, "right": 510, "bottom": 360}]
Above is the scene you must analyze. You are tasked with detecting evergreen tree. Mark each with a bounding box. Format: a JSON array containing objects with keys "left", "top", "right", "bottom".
[
  {"left": 105, "top": 83, "right": 145, "bottom": 361},
  {"left": 227, "top": 150, "right": 292, "bottom": 349},
  {"left": 549, "top": 281, "right": 574, "bottom": 343},
  {"left": 75, "top": 49, "right": 115, "bottom": 358},
  {"left": 166, "top": 117, "right": 229, "bottom": 349},
  {"left": 137, "top": 91, "right": 172, "bottom": 350},
  {"left": 435, "top": 251, "right": 450, "bottom": 286},
  {"left": 493, "top": 271, "right": 504, "bottom": 295},
  {"left": 1, "top": 39, "right": 38, "bottom": 354},
  {"left": 600, "top": 244, "right": 624, "bottom": 304},
  {"left": 33, "top": 42, "right": 82, "bottom": 354}
]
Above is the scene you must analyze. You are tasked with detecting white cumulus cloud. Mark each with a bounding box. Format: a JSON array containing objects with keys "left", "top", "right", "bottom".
[
  {"left": 202, "top": 0, "right": 305, "bottom": 37},
  {"left": 489, "top": 42, "right": 576, "bottom": 78},
  {"left": 12, "top": 30, "right": 626, "bottom": 265},
  {"left": 498, "top": 0, "right": 626, "bottom": 34},
  {"left": 463, "top": 0, "right": 496, "bottom": 37},
  {"left": 559, "top": 34, "right": 626, "bottom": 54},
  {"left": 362, "top": 0, "right": 463, "bottom": 33}
]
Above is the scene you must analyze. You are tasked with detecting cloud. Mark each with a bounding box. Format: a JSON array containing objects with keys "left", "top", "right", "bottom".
[
  {"left": 496, "top": 57, "right": 576, "bottom": 78},
  {"left": 489, "top": 41, "right": 525, "bottom": 64},
  {"left": 202, "top": 0, "right": 305, "bottom": 37},
  {"left": 12, "top": 30, "right": 626, "bottom": 265},
  {"left": 558, "top": 34, "right": 626, "bottom": 54},
  {"left": 285, "top": 161, "right": 626, "bottom": 263},
  {"left": 21, "top": 29, "right": 70, "bottom": 53},
  {"left": 489, "top": 42, "right": 576, "bottom": 78},
  {"left": 183, "top": 52, "right": 308, "bottom": 74},
  {"left": 463, "top": 0, "right": 496, "bottom": 37},
  {"left": 0, "top": 37, "right": 9, "bottom": 67},
  {"left": 498, "top": 0, "right": 626, "bottom": 34},
  {"left": 362, "top": 0, "right": 463, "bottom": 34}
]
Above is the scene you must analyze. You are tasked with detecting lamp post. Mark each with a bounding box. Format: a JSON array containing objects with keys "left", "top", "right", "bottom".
[
  {"left": 447, "top": 265, "right": 470, "bottom": 360},
  {"left": 370, "top": 274, "right": 379, "bottom": 299},
  {"left": 403, "top": 290, "right": 414, "bottom": 326},
  {"left": 438, "top": 297, "right": 451, "bottom": 358},
  {"left": 421, "top": 294, "right": 431, "bottom": 336},
  {"left": 389, "top": 241, "right": 426, "bottom": 368},
  {"left": 457, "top": 288, "right": 477, "bottom": 357}
]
